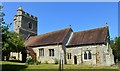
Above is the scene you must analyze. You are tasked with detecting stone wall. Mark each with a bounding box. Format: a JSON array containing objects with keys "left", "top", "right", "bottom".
[
  {"left": 66, "top": 44, "right": 114, "bottom": 66},
  {"left": 21, "top": 15, "right": 37, "bottom": 34},
  {"left": 66, "top": 45, "right": 97, "bottom": 65},
  {"left": 9, "top": 52, "right": 22, "bottom": 61},
  {"left": 32, "top": 45, "right": 64, "bottom": 64}
]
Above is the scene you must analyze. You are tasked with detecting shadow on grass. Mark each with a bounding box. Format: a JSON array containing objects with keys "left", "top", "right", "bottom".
[{"left": 2, "top": 64, "right": 27, "bottom": 71}]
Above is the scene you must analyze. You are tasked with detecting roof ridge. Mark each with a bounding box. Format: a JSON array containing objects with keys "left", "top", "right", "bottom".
[
  {"left": 75, "top": 26, "right": 107, "bottom": 33},
  {"left": 38, "top": 28, "right": 72, "bottom": 36},
  {"left": 25, "top": 27, "right": 72, "bottom": 47}
]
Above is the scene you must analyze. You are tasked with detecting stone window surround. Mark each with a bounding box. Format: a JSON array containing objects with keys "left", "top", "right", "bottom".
[
  {"left": 83, "top": 50, "right": 92, "bottom": 61},
  {"left": 49, "top": 49, "right": 54, "bottom": 56},
  {"left": 68, "top": 53, "right": 71, "bottom": 59},
  {"left": 39, "top": 48, "right": 44, "bottom": 56}
]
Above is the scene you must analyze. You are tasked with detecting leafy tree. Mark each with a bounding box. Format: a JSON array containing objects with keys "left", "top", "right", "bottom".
[
  {"left": 8, "top": 32, "right": 25, "bottom": 52},
  {"left": 110, "top": 37, "right": 120, "bottom": 63},
  {"left": 0, "top": 5, "right": 10, "bottom": 60},
  {"left": 8, "top": 32, "right": 25, "bottom": 60},
  {"left": 1, "top": 5, "right": 25, "bottom": 61}
]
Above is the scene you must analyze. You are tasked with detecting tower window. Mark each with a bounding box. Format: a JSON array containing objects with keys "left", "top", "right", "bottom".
[{"left": 28, "top": 22, "right": 32, "bottom": 29}]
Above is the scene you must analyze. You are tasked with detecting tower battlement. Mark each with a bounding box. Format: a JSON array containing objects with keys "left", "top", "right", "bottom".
[
  {"left": 22, "top": 12, "right": 37, "bottom": 21},
  {"left": 16, "top": 6, "right": 37, "bottom": 21},
  {"left": 14, "top": 6, "right": 37, "bottom": 40}
]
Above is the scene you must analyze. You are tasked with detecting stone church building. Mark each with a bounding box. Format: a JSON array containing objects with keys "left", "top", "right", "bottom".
[{"left": 10, "top": 7, "right": 114, "bottom": 66}]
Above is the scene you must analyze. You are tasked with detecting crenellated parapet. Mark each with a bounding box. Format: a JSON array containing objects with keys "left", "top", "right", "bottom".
[
  {"left": 16, "top": 6, "right": 37, "bottom": 21},
  {"left": 22, "top": 12, "right": 37, "bottom": 21},
  {"left": 14, "top": 6, "right": 38, "bottom": 39}
]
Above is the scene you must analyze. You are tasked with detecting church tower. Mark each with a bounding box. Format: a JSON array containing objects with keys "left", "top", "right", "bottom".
[{"left": 14, "top": 6, "right": 37, "bottom": 39}]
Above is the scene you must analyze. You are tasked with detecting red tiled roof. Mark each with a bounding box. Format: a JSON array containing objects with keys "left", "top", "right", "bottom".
[
  {"left": 25, "top": 28, "right": 72, "bottom": 47},
  {"left": 67, "top": 27, "right": 108, "bottom": 46}
]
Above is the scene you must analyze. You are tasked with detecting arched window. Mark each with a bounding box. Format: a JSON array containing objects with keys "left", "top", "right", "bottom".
[
  {"left": 70, "top": 53, "right": 71, "bottom": 59},
  {"left": 68, "top": 53, "right": 71, "bottom": 59},
  {"left": 88, "top": 51, "right": 92, "bottom": 59},
  {"left": 84, "top": 52, "right": 87, "bottom": 59},
  {"left": 84, "top": 50, "right": 92, "bottom": 60},
  {"left": 49, "top": 49, "right": 54, "bottom": 56}
]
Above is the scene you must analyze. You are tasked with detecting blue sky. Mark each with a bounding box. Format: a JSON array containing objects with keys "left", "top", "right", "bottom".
[{"left": 2, "top": 2, "right": 118, "bottom": 39}]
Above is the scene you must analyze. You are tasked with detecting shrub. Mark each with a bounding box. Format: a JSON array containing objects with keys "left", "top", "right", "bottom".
[
  {"left": 26, "top": 56, "right": 34, "bottom": 65},
  {"left": 29, "top": 60, "right": 35, "bottom": 65}
]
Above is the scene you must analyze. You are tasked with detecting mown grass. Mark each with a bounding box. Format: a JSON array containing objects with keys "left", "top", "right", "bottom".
[
  {"left": 1, "top": 61, "right": 27, "bottom": 71},
  {"left": 25, "top": 64, "right": 118, "bottom": 69},
  {"left": 0, "top": 61, "right": 119, "bottom": 71}
]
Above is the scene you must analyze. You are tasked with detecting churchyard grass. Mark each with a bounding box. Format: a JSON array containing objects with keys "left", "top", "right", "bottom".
[{"left": 0, "top": 61, "right": 119, "bottom": 71}]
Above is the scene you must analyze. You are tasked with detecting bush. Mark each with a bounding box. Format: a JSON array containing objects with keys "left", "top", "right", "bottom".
[
  {"left": 54, "top": 58, "right": 58, "bottom": 64},
  {"left": 29, "top": 60, "right": 35, "bottom": 65},
  {"left": 26, "top": 56, "right": 35, "bottom": 65}
]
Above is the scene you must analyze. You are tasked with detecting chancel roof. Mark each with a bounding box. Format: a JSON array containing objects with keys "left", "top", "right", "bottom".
[{"left": 66, "top": 27, "right": 108, "bottom": 47}]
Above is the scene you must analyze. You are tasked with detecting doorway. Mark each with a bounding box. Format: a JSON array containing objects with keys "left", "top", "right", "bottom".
[
  {"left": 74, "top": 55, "right": 77, "bottom": 64},
  {"left": 22, "top": 51, "right": 27, "bottom": 63}
]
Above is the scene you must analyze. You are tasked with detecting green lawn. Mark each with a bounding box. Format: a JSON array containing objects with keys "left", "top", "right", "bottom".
[
  {"left": 0, "top": 61, "right": 119, "bottom": 71},
  {"left": 26, "top": 64, "right": 118, "bottom": 69}
]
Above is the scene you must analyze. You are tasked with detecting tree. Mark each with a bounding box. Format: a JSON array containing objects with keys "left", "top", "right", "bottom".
[
  {"left": 110, "top": 37, "right": 120, "bottom": 63},
  {"left": 7, "top": 32, "right": 25, "bottom": 60},
  {"left": 2, "top": 30, "right": 25, "bottom": 61},
  {"left": 0, "top": 5, "right": 3, "bottom": 60},
  {"left": 0, "top": 5, "right": 10, "bottom": 60},
  {"left": 1, "top": 5, "right": 25, "bottom": 61}
]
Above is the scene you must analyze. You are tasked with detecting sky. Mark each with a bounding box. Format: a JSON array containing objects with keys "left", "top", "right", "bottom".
[
  {"left": 2, "top": 2, "right": 118, "bottom": 39},
  {"left": 1, "top": 0, "right": 120, "bottom": 2}
]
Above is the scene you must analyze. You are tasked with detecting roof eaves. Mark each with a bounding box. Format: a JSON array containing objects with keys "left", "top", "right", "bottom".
[
  {"left": 29, "top": 42, "right": 63, "bottom": 48},
  {"left": 66, "top": 42, "right": 105, "bottom": 47}
]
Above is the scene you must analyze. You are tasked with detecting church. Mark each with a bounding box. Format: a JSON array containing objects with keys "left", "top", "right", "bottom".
[{"left": 10, "top": 7, "right": 115, "bottom": 66}]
